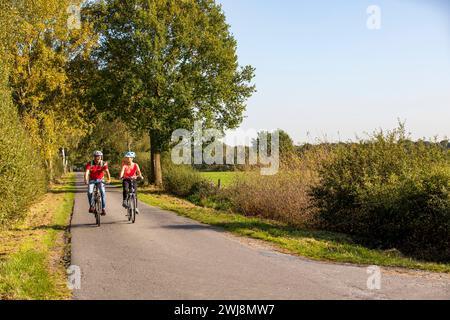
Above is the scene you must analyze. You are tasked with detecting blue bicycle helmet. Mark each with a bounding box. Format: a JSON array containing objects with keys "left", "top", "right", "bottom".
[{"left": 124, "top": 151, "right": 136, "bottom": 158}]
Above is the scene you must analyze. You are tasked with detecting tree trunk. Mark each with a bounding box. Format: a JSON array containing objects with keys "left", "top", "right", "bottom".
[
  {"left": 152, "top": 151, "right": 163, "bottom": 187},
  {"left": 61, "top": 147, "right": 67, "bottom": 174},
  {"left": 150, "top": 130, "right": 163, "bottom": 187},
  {"left": 48, "top": 153, "right": 54, "bottom": 182}
]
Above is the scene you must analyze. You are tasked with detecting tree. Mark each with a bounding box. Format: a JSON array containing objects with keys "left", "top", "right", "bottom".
[
  {"left": 85, "top": 0, "right": 255, "bottom": 186},
  {"left": 0, "top": 6, "right": 47, "bottom": 225},
  {"left": 4, "top": 0, "right": 97, "bottom": 180},
  {"left": 74, "top": 117, "right": 149, "bottom": 166},
  {"left": 253, "top": 129, "right": 295, "bottom": 161}
]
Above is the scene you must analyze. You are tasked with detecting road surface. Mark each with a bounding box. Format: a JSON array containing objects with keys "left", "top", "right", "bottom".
[{"left": 70, "top": 173, "right": 450, "bottom": 300}]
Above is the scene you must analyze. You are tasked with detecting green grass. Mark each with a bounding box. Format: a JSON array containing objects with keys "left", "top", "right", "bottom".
[
  {"left": 109, "top": 179, "right": 123, "bottom": 187},
  {"left": 199, "top": 171, "right": 243, "bottom": 187},
  {"left": 45, "top": 176, "right": 76, "bottom": 248},
  {"left": 0, "top": 173, "right": 76, "bottom": 300},
  {"left": 0, "top": 243, "right": 57, "bottom": 299},
  {"left": 138, "top": 191, "right": 450, "bottom": 273}
]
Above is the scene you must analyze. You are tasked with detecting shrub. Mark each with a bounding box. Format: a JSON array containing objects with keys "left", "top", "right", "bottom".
[
  {"left": 227, "top": 172, "right": 314, "bottom": 226},
  {"left": 136, "top": 152, "right": 150, "bottom": 182},
  {"left": 161, "top": 157, "right": 226, "bottom": 209},
  {"left": 311, "top": 126, "right": 450, "bottom": 261},
  {"left": 0, "top": 64, "right": 47, "bottom": 227},
  {"left": 107, "top": 162, "right": 122, "bottom": 178},
  {"left": 227, "top": 148, "right": 328, "bottom": 227},
  {"left": 162, "top": 159, "right": 204, "bottom": 197}
]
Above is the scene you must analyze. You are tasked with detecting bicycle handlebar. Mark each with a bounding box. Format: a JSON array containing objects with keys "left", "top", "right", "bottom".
[
  {"left": 86, "top": 180, "right": 110, "bottom": 185},
  {"left": 120, "top": 176, "right": 143, "bottom": 181}
]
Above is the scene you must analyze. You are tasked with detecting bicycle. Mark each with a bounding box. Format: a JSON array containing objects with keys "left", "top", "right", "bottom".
[
  {"left": 92, "top": 181, "right": 104, "bottom": 227},
  {"left": 124, "top": 177, "right": 140, "bottom": 224}
]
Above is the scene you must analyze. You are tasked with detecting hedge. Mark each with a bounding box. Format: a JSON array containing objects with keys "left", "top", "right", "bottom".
[
  {"left": 311, "top": 127, "right": 450, "bottom": 262},
  {"left": 0, "top": 64, "right": 47, "bottom": 227}
]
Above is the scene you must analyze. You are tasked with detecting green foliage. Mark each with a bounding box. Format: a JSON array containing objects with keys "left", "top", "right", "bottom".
[
  {"left": 162, "top": 161, "right": 204, "bottom": 197},
  {"left": 199, "top": 172, "right": 243, "bottom": 188},
  {"left": 74, "top": 117, "right": 150, "bottom": 176},
  {"left": 88, "top": 0, "right": 255, "bottom": 140},
  {"left": 0, "top": 249, "right": 55, "bottom": 299},
  {"left": 311, "top": 126, "right": 450, "bottom": 261},
  {"left": 4, "top": 0, "right": 96, "bottom": 180},
  {"left": 0, "top": 174, "right": 75, "bottom": 299},
  {"left": 161, "top": 156, "right": 223, "bottom": 208},
  {"left": 0, "top": 64, "right": 47, "bottom": 227},
  {"left": 84, "top": 0, "right": 255, "bottom": 184},
  {"left": 254, "top": 129, "right": 295, "bottom": 159},
  {"left": 187, "top": 179, "right": 230, "bottom": 209},
  {"left": 136, "top": 152, "right": 151, "bottom": 181}
]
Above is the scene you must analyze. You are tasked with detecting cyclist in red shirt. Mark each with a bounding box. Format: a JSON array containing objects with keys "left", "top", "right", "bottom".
[
  {"left": 120, "top": 151, "right": 143, "bottom": 210},
  {"left": 84, "top": 151, "right": 111, "bottom": 215}
]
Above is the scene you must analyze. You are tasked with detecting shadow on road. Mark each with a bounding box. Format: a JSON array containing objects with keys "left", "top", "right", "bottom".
[
  {"left": 70, "top": 220, "right": 131, "bottom": 229},
  {"left": 49, "top": 189, "right": 85, "bottom": 194},
  {"left": 50, "top": 181, "right": 119, "bottom": 195},
  {"left": 24, "top": 224, "right": 68, "bottom": 231},
  {"left": 162, "top": 224, "right": 219, "bottom": 231},
  {"left": 49, "top": 180, "right": 86, "bottom": 194}
]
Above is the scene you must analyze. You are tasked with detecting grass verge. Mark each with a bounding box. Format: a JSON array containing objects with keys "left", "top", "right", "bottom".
[
  {"left": 139, "top": 190, "right": 450, "bottom": 273},
  {"left": 199, "top": 171, "right": 242, "bottom": 188},
  {"left": 0, "top": 173, "right": 76, "bottom": 300}
]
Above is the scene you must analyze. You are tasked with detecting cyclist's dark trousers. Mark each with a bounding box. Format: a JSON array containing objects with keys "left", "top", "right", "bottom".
[{"left": 123, "top": 179, "right": 137, "bottom": 201}]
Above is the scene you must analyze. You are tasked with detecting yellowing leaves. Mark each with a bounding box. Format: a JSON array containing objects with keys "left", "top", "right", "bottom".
[{"left": 3, "top": 0, "right": 95, "bottom": 180}]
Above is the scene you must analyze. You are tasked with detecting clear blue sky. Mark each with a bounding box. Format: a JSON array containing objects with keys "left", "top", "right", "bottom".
[{"left": 218, "top": 0, "right": 450, "bottom": 144}]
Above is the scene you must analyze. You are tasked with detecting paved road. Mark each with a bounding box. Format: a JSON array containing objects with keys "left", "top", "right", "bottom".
[{"left": 71, "top": 173, "right": 450, "bottom": 300}]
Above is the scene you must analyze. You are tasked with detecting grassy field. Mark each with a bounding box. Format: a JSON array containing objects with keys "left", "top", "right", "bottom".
[
  {"left": 138, "top": 189, "right": 450, "bottom": 273},
  {"left": 0, "top": 174, "right": 76, "bottom": 300},
  {"left": 199, "top": 171, "right": 242, "bottom": 187}
]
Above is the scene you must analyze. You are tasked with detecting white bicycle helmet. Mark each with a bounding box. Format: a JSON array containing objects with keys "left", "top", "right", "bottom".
[
  {"left": 93, "top": 150, "right": 103, "bottom": 157},
  {"left": 124, "top": 151, "right": 136, "bottom": 158}
]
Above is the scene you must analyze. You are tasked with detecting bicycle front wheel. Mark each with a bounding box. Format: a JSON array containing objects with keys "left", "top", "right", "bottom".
[
  {"left": 130, "top": 195, "right": 136, "bottom": 224},
  {"left": 95, "top": 210, "right": 101, "bottom": 226},
  {"left": 95, "top": 196, "right": 102, "bottom": 226}
]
